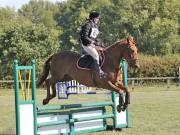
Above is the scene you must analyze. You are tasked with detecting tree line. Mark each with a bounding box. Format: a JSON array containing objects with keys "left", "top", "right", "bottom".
[{"left": 0, "top": 0, "right": 180, "bottom": 79}]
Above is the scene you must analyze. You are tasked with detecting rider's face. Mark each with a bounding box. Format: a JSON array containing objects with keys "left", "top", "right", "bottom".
[{"left": 94, "top": 17, "right": 100, "bottom": 24}]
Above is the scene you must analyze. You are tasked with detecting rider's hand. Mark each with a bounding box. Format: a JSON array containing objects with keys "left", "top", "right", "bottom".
[
  {"left": 95, "top": 40, "right": 105, "bottom": 48},
  {"left": 95, "top": 46, "right": 104, "bottom": 51},
  {"left": 94, "top": 41, "right": 99, "bottom": 46}
]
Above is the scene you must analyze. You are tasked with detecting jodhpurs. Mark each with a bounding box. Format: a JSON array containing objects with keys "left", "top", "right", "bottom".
[{"left": 82, "top": 44, "right": 100, "bottom": 64}]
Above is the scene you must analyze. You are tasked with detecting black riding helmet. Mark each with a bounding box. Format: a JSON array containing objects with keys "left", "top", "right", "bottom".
[{"left": 89, "top": 11, "right": 100, "bottom": 20}]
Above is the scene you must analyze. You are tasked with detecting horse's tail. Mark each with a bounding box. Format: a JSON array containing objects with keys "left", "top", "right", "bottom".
[{"left": 36, "top": 55, "right": 53, "bottom": 87}]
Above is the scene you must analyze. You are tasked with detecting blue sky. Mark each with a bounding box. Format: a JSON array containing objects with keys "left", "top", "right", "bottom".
[{"left": 0, "top": 0, "right": 61, "bottom": 10}]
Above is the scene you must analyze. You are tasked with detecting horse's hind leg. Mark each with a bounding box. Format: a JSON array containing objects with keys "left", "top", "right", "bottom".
[
  {"left": 43, "top": 79, "right": 56, "bottom": 105},
  {"left": 49, "top": 82, "right": 56, "bottom": 100},
  {"left": 43, "top": 79, "right": 51, "bottom": 105}
]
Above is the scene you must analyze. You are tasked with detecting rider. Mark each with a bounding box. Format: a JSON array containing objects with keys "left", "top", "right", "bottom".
[{"left": 80, "top": 11, "right": 107, "bottom": 78}]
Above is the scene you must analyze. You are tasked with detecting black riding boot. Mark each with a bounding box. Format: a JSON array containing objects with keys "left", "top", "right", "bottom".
[{"left": 93, "top": 60, "right": 107, "bottom": 78}]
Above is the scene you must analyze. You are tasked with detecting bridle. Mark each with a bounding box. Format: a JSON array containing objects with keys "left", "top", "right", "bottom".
[
  {"left": 125, "top": 40, "right": 139, "bottom": 65},
  {"left": 99, "top": 39, "right": 139, "bottom": 67}
]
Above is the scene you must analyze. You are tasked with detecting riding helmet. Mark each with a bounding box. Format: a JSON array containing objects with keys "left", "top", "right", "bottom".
[{"left": 89, "top": 11, "right": 100, "bottom": 20}]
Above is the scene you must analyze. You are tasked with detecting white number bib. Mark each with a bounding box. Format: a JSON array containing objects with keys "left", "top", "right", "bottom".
[{"left": 90, "top": 28, "right": 99, "bottom": 38}]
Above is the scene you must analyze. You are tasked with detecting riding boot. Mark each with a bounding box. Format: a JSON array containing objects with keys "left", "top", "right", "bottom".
[{"left": 93, "top": 60, "right": 107, "bottom": 78}]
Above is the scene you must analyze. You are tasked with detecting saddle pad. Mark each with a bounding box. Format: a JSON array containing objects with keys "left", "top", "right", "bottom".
[
  {"left": 76, "top": 51, "right": 105, "bottom": 70},
  {"left": 77, "top": 55, "right": 94, "bottom": 70}
]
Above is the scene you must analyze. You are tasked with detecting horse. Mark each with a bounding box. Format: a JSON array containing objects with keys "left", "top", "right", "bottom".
[{"left": 37, "top": 36, "right": 140, "bottom": 112}]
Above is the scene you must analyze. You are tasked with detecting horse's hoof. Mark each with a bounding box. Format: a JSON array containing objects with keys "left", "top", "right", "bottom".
[
  {"left": 117, "top": 105, "right": 122, "bottom": 113},
  {"left": 42, "top": 99, "right": 49, "bottom": 105},
  {"left": 122, "top": 104, "right": 128, "bottom": 112}
]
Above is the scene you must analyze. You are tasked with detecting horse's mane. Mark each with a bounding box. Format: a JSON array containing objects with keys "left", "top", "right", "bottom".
[
  {"left": 59, "top": 39, "right": 129, "bottom": 55},
  {"left": 105, "top": 39, "right": 128, "bottom": 50}
]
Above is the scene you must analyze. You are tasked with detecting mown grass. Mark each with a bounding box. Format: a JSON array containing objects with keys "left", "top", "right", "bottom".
[{"left": 0, "top": 85, "right": 180, "bottom": 135}]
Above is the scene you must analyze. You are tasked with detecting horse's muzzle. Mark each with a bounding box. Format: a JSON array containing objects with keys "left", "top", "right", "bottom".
[
  {"left": 134, "top": 64, "right": 140, "bottom": 69},
  {"left": 129, "top": 59, "right": 140, "bottom": 74},
  {"left": 129, "top": 59, "right": 140, "bottom": 69},
  {"left": 134, "top": 65, "right": 140, "bottom": 73}
]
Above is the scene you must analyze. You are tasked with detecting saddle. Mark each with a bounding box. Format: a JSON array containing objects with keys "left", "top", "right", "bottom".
[{"left": 76, "top": 51, "right": 105, "bottom": 70}]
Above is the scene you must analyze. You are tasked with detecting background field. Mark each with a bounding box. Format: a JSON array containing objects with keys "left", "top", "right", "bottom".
[{"left": 0, "top": 85, "right": 180, "bottom": 135}]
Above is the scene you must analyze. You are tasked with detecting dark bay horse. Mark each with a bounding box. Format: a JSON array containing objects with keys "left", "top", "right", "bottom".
[{"left": 37, "top": 36, "right": 140, "bottom": 112}]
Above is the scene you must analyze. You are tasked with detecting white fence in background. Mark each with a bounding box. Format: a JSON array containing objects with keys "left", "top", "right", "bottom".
[{"left": 1, "top": 77, "right": 180, "bottom": 90}]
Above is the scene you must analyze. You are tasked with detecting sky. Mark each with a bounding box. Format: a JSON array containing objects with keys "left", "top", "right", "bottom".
[{"left": 0, "top": 0, "right": 62, "bottom": 10}]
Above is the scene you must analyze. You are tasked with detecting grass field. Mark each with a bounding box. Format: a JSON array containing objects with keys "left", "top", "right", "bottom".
[{"left": 0, "top": 85, "right": 180, "bottom": 135}]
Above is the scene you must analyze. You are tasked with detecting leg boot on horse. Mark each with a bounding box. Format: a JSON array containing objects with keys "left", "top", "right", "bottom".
[
  {"left": 117, "top": 93, "right": 125, "bottom": 113},
  {"left": 122, "top": 92, "right": 130, "bottom": 111},
  {"left": 116, "top": 81, "right": 130, "bottom": 112}
]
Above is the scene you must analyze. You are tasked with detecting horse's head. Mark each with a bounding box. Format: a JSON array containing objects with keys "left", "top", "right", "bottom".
[{"left": 119, "top": 36, "right": 140, "bottom": 69}]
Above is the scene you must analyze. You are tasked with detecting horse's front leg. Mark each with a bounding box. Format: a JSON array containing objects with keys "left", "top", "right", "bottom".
[
  {"left": 116, "top": 81, "right": 130, "bottom": 111},
  {"left": 107, "top": 81, "right": 124, "bottom": 113}
]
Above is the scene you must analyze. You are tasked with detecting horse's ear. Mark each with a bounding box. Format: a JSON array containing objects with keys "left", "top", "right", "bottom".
[{"left": 128, "top": 35, "right": 135, "bottom": 46}]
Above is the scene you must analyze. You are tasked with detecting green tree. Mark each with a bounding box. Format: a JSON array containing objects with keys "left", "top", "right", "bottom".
[
  {"left": 0, "top": 7, "right": 31, "bottom": 36},
  {"left": 138, "top": 0, "right": 180, "bottom": 55},
  {"left": 0, "top": 23, "right": 60, "bottom": 79},
  {"left": 56, "top": 0, "right": 112, "bottom": 51},
  {"left": 19, "top": 0, "right": 59, "bottom": 27}
]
